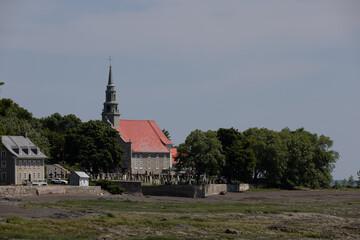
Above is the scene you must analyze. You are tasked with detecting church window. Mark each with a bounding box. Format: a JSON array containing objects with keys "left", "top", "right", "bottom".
[
  {"left": 134, "top": 154, "right": 138, "bottom": 169},
  {"left": 139, "top": 155, "right": 143, "bottom": 169},
  {"left": 148, "top": 155, "right": 151, "bottom": 169},
  {"left": 156, "top": 155, "right": 159, "bottom": 169},
  {"left": 107, "top": 105, "right": 110, "bottom": 112},
  {"left": 163, "top": 155, "right": 167, "bottom": 169}
]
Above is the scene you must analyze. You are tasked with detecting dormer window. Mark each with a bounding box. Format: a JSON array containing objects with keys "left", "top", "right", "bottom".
[
  {"left": 22, "top": 148, "right": 28, "bottom": 155},
  {"left": 13, "top": 148, "right": 19, "bottom": 154},
  {"left": 31, "top": 148, "right": 39, "bottom": 155}
]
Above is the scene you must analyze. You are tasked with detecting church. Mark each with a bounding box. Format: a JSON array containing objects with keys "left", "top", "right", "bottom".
[{"left": 101, "top": 65, "right": 173, "bottom": 177}]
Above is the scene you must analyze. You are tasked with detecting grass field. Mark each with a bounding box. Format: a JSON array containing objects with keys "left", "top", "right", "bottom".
[{"left": 0, "top": 195, "right": 359, "bottom": 239}]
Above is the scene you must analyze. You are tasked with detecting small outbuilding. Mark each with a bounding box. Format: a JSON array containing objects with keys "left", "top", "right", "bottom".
[{"left": 69, "top": 171, "right": 90, "bottom": 186}]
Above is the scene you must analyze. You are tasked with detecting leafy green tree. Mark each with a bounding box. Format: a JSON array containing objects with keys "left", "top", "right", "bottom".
[
  {"left": 40, "top": 113, "right": 82, "bottom": 162},
  {"left": 244, "top": 127, "right": 287, "bottom": 187},
  {"left": 348, "top": 175, "right": 355, "bottom": 188},
  {"left": 176, "top": 129, "right": 225, "bottom": 181},
  {"left": 342, "top": 178, "right": 347, "bottom": 187},
  {"left": 41, "top": 113, "right": 82, "bottom": 133},
  {"left": 217, "top": 128, "right": 256, "bottom": 183},
  {"left": 0, "top": 98, "right": 50, "bottom": 155},
  {"left": 65, "top": 120, "right": 123, "bottom": 176},
  {"left": 279, "top": 128, "right": 339, "bottom": 189}
]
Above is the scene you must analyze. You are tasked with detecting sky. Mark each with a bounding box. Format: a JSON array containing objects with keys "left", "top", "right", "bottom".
[{"left": 0, "top": 0, "right": 359, "bottom": 180}]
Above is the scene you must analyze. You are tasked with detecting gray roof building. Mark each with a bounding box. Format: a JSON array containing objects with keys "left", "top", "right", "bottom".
[{"left": 1, "top": 134, "right": 47, "bottom": 185}]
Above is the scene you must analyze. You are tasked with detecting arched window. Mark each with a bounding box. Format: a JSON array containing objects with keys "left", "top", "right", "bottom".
[
  {"left": 148, "top": 155, "right": 151, "bottom": 169},
  {"left": 139, "top": 155, "right": 143, "bottom": 169},
  {"left": 163, "top": 155, "right": 167, "bottom": 169},
  {"left": 134, "top": 154, "right": 138, "bottom": 169},
  {"left": 156, "top": 155, "right": 159, "bottom": 169}
]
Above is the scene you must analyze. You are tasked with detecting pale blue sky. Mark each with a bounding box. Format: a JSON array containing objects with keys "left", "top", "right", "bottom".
[{"left": 0, "top": 0, "right": 359, "bottom": 180}]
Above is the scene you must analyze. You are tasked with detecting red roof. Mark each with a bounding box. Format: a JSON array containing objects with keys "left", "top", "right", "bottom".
[
  {"left": 171, "top": 148, "right": 178, "bottom": 163},
  {"left": 114, "top": 120, "right": 173, "bottom": 153}
]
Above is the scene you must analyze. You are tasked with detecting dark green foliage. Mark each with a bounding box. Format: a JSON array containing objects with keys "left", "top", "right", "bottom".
[
  {"left": 279, "top": 128, "right": 338, "bottom": 189},
  {"left": 177, "top": 126, "right": 338, "bottom": 189},
  {"left": 217, "top": 128, "right": 256, "bottom": 183},
  {"left": 162, "top": 129, "right": 171, "bottom": 141},
  {"left": 176, "top": 129, "right": 225, "bottom": 181},
  {"left": 0, "top": 99, "right": 123, "bottom": 176},
  {"left": 244, "top": 128, "right": 287, "bottom": 187},
  {"left": 0, "top": 98, "right": 50, "bottom": 155},
  {"left": 95, "top": 179, "right": 124, "bottom": 194},
  {"left": 40, "top": 113, "right": 82, "bottom": 162},
  {"left": 65, "top": 120, "right": 123, "bottom": 176}
]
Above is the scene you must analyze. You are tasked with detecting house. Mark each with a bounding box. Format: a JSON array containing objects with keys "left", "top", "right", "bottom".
[
  {"left": 69, "top": 171, "right": 90, "bottom": 186},
  {"left": 101, "top": 65, "right": 173, "bottom": 177},
  {"left": 0, "top": 133, "right": 47, "bottom": 185}
]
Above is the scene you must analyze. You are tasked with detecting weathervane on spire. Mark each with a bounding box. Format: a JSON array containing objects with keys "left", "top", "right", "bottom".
[{"left": 108, "top": 56, "right": 112, "bottom": 67}]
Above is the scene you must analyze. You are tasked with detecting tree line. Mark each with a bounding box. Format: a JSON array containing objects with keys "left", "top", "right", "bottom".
[
  {"left": 1, "top": 98, "right": 340, "bottom": 189},
  {"left": 0, "top": 98, "right": 123, "bottom": 176},
  {"left": 176, "top": 127, "right": 339, "bottom": 189}
]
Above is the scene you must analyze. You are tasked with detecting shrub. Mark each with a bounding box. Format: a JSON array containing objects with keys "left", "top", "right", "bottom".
[{"left": 95, "top": 179, "right": 124, "bottom": 195}]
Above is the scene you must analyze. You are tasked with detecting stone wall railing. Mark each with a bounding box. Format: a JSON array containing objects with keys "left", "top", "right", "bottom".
[
  {"left": 0, "top": 186, "right": 103, "bottom": 198},
  {"left": 142, "top": 184, "right": 250, "bottom": 198}
]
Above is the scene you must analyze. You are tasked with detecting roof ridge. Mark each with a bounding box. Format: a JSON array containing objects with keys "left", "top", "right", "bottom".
[
  {"left": 147, "top": 120, "right": 170, "bottom": 148},
  {"left": 8, "top": 136, "right": 19, "bottom": 147}
]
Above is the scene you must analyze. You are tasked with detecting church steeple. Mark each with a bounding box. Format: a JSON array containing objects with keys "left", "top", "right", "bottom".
[
  {"left": 108, "top": 65, "right": 114, "bottom": 85},
  {"left": 102, "top": 65, "right": 120, "bottom": 127}
]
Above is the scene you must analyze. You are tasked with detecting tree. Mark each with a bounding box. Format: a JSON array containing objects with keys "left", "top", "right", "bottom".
[
  {"left": 40, "top": 113, "right": 83, "bottom": 162},
  {"left": 348, "top": 175, "right": 355, "bottom": 188},
  {"left": 244, "top": 128, "right": 288, "bottom": 187},
  {"left": 0, "top": 98, "right": 50, "bottom": 155},
  {"left": 217, "top": 128, "right": 256, "bottom": 183},
  {"left": 176, "top": 129, "right": 225, "bottom": 181},
  {"left": 162, "top": 129, "right": 171, "bottom": 141},
  {"left": 65, "top": 120, "right": 123, "bottom": 176},
  {"left": 277, "top": 128, "right": 338, "bottom": 189}
]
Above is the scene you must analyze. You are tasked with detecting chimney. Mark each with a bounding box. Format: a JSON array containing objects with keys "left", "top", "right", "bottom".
[{"left": 21, "top": 131, "right": 27, "bottom": 138}]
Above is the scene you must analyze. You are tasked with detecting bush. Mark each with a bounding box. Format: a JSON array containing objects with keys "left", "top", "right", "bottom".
[{"left": 94, "top": 179, "right": 124, "bottom": 195}]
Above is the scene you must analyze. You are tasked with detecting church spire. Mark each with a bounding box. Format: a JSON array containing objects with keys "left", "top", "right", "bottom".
[
  {"left": 102, "top": 64, "right": 120, "bottom": 128},
  {"left": 108, "top": 65, "right": 114, "bottom": 85}
]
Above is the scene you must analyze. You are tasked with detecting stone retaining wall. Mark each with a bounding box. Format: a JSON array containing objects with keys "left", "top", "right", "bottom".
[
  {"left": 0, "top": 186, "right": 103, "bottom": 198},
  {"left": 142, "top": 184, "right": 250, "bottom": 198},
  {"left": 112, "top": 181, "right": 142, "bottom": 194}
]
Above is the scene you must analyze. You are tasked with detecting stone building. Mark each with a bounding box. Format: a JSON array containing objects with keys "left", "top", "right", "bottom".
[
  {"left": 0, "top": 133, "right": 47, "bottom": 185},
  {"left": 102, "top": 65, "right": 173, "bottom": 177}
]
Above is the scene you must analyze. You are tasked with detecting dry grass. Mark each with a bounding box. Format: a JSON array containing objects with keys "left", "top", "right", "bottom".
[{"left": 0, "top": 195, "right": 359, "bottom": 239}]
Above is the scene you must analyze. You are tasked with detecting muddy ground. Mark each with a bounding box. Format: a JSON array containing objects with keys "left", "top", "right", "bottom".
[{"left": 0, "top": 190, "right": 359, "bottom": 219}]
